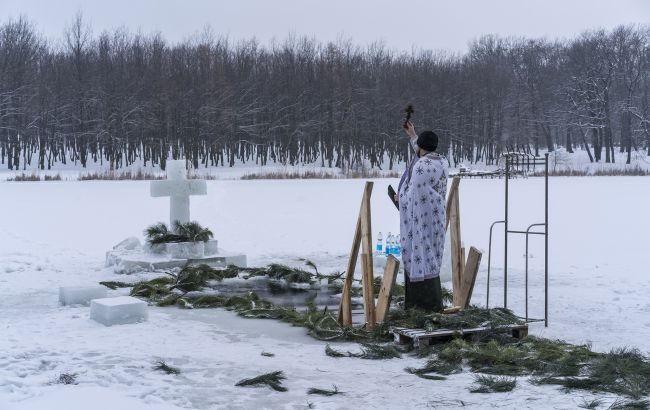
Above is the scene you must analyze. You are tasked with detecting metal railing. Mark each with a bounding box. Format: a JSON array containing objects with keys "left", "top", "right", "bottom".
[{"left": 486, "top": 152, "right": 549, "bottom": 327}]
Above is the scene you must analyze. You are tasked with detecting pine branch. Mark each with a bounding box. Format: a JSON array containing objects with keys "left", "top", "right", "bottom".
[
  {"left": 154, "top": 360, "right": 180, "bottom": 375},
  {"left": 235, "top": 371, "right": 287, "bottom": 392},
  {"left": 325, "top": 344, "right": 350, "bottom": 358},
  {"left": 144, "top": 221, "right": 213, "bottom": 244},
  {"left": 307, "top": 385, "right": 343, "bottom": 396},
  {"left": 469, "top": 375, "right": 516, "bottom": 393}
]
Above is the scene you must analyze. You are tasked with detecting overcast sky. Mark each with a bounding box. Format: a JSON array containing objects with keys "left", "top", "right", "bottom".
[{"left": 1, "top": 0, "right": 648, "bottom": 52}]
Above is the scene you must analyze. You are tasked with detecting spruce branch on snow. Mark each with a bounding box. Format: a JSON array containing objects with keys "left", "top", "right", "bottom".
[
  {"left": 307, "top": 385, "right": 343, "bottom": 396},
  {"left": 106, "top": 265, "right": 650, "bottom": 401},
  {"left": 154, "top": 360, "right": 181, "bottom": 375},
  {"left": 468, "top": 375, "right": 516, "bottom": 393},
  {"left": 324, "top": 343, "right": 401, "bottom": 360},
  {"left": 609, "top": 399, "right": 650, "bottom": 409},
  {"left": 405, "top": 358, "right": 462, "bottom": 378},
  {"left": 303, "top": 259, "right": 320, "bottom": 276},
  {"left": 357, "top": 343, "right": 402, "bottom": 359},
  {"left": 235, "top": 371, "right": 287, "bottom": 392},
  {"left": 417, "top": 374, "right": 447, "bottom": 381},
  {"left": 99, "top": 281, "right": 137, "bottom": 290},
  {"left": 578, "top": 398, "right": 604, "bottom": 409},
  {"left": 325, "top": 344, "right": 350, "bottom": 358}
]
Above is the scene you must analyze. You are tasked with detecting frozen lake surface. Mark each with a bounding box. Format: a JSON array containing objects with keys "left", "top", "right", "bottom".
[{"left": 1, "top": 176, "right": 649, "bottom": 409}]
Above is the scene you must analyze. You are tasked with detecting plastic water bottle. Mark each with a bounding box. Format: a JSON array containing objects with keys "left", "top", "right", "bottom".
[
  {"left": 376, "top": 232, "right": 383, "bottom": 253},
  {"left": 386, "top": 232, "right": 394, "bottom": 255},
  {"left": 395, "top": 234, "right": 402, "bottom": 257},
  {"left": 385, "top": 232, "right": 391, "bottom": 255}
]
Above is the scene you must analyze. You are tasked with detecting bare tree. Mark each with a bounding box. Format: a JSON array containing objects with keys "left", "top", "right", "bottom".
[{"left": 0, "top": 17, "right": 648, "bottom": 171}]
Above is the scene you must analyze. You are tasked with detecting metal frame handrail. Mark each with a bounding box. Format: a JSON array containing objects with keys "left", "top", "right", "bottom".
[
  {"left": 486, "top": 220, "right": 504, "bottom": 309},
  {"left": 525, "top": 223, "right": 546, "bottom": 322},
  {"left": 486, "top": 152, "right": 549, "bottom": 327},
  {"left": 487, "top": 222, "right": 547, "bottom": 324}
]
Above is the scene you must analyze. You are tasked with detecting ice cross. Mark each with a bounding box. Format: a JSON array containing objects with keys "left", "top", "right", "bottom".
[{"left": 150, "top": 160, "right": 207, "bottom": 227}]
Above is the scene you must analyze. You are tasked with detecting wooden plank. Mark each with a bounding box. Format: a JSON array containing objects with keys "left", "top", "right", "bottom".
[
  {"left": 337, "top": 184, "right": 371, "bottom": 326},
  {"left": 360, "top": 254, "right": 376, "bottom": 329},
  {"left": 375, "top": 255, "right": 400, "bottom": 323},
  {"left": 443, "top": 306, "right": 462, "bottom": 314},
  {"left": 397, "top": 325, "right": 518, "bottom": 336},
  {"left": 429, "top": 330, "right": 457, "bottom": 337},
  {"left": 359, "top": 181, "right": 376, "bottom": 330},
  {"left": 359, "top": 181, "right": 374, "bottom": 256},
  {"left": 393, "top": 323, "right": 528, "bottom": 339},
  {"left": 394, "top": 333, "right": 409, "bottom": 344},
  {"left": 459, "top": 247, "right": 482, "bottom": 308},
  {"left": 460, "top": 246, "right": 466, "bottom": 279},
  {"left": 448, "top": 181, "right": 463, "bottom": 306},
  {"left": 391, "top": 323, "right": 529, "bottom": 348},
  {"left": 420, "top": 330, "right": 456, "bottom": 337},
  {"left": 445, "top": 177, "right": 461, "bottom": 232},
  {"left": 459, "top": 326, "right": 489, "bottom": 335},
  {"left": 415, "top": 337, "right": 430, "bottom": 349},
  {"left": 337, "top": 216, "right": 361, "bottom": 326},
  {"left": 513, "top": 326, "right": 528, "bottom": 338}
]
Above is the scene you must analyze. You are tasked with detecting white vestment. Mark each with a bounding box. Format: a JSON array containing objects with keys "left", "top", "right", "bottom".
[{"left": 398, "top": 138, "right": 448, "bottom": 282}]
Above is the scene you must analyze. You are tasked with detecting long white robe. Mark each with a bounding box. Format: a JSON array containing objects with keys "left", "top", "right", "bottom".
[{"left": 398, "top": 139, "right": 448, "bottom": 282}]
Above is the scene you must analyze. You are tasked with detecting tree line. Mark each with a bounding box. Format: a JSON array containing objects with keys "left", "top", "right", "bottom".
[{"left": 0, "top": 14, "right": 648, "bottom": 171}]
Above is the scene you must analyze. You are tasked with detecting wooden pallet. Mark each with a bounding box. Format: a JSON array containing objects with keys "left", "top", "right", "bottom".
[{"left": 391, "top": 323, "right": 529, "bottom": 349}]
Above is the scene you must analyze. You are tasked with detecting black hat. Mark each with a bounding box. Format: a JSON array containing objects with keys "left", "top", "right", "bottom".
[{"left": 417, "top": 130, "right": 439, "bottom": 152}]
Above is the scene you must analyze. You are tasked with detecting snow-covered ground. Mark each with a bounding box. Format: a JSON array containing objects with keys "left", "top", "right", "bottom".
[{"left": 1, "top": 177, "right": 649, "bottom": 409}]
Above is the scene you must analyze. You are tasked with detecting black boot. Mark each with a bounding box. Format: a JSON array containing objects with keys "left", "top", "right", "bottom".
[{"left": 405, "top": 272, "right": 444, "bottom": 312}]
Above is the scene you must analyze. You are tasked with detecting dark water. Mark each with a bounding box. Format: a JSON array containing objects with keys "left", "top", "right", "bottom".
[{"left": 211, "top": 277, "right": 359, "bottom": 311}]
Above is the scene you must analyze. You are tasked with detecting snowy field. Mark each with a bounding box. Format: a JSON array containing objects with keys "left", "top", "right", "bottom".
[
  {"left": 1, "top": 177, "right": 650, "bottom": 409},
  {"left": 1, "top": 147, "right": 649, "bottom": 182}
]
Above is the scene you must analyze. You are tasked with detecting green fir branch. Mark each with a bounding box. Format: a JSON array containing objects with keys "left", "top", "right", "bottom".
[
  {"left": 469, "top": 375, "right": 516, "bottom": 393},
  {"left": 235, "top": 371, "right": 287, "bottom": 392},
  {"left": 307, "top": 385, "right": 343, "bottom": 396},
  {"left": 154, "top": 360, "right": 181, "bottom": 375}
]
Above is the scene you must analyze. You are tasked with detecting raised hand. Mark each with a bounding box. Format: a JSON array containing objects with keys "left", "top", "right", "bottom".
[{"left": 404, "top": 120, "right": 417, "bottom": 138}]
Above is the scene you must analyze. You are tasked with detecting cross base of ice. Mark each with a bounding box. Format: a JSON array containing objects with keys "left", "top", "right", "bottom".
[
  {"left": 166, "top": 241, "right": 206, "bottom": 259},
  {"left": 105, "top": 237, "right": 247, "bottom": 274},
  {"left": 109, "top": 250, "right": 247, "bottom": 274},
  {"left": 59, "top": 286, "right": 108, "bottom": 306},
  {"left": 90, "top": 296, "right": 148, "bottom": 326},
  {"left": 106, "top": 159, "right": 248, "bottom": 274}
]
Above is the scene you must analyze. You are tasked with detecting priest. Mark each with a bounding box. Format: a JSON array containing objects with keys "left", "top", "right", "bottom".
[{"left": 396, "top": 121, "right": 448, "bottom": 311}]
